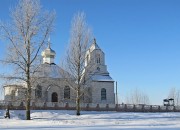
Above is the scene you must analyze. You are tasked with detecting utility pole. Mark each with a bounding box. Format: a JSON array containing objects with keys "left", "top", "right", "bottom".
[{"left": 116, "top": 81, "right": 118, "bottom": 104}]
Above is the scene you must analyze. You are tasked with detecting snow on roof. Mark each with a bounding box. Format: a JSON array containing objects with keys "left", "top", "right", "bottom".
[
  {"left": 33, "top": 63, "right": 64, "bottom": 79},
  {"left": 3, "top": 81, "right": 27, "bottom": 88},
  {"left": 41, "top": 47, "right": 56, "bottom": 57},
  {"left": 91, "top": 74, "right": 114, "bottom": 82},
  {"left": 41, "top": 38, "right": 56, "bottom": 57}
]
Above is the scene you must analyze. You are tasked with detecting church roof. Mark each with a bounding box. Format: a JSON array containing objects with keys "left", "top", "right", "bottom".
[
  {"left": 33, "top": 63, "right": 64, "bottom": 79},
  {"left": 3, "top": 82, "right": 27, "bottom": 89},
  {"left": 92, "top": 38, "right": 100, "bottom": 49},
  {"left": 89, "top": 38, "right": 101, "bottom": 52},
  {"left": 91, "top": 74, "right": 114, "bottom": 82},
  {"left": 3, "top": 84, "right": 25, "bottom": 88}
]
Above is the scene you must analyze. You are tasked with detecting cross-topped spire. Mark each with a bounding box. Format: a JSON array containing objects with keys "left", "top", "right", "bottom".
[
  {"left": 41, "top": 36, "right": 56, "bottom": 64},
  {"left": 91, "top": 37, "right": 100, "bottom": 50},
  {"left": 48, "top": 36, "right": 51, "bottom": 48},
  {"left": 93, "top": 38, "right": 96, "bottom": 44}
]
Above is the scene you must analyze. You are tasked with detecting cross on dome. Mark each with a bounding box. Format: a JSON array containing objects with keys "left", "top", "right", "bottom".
[
  {"left": 41, "top": 36, "right": 56, "bottom": 64},
  {"left": 48, "top": 36, "right": 51, "bottom": 49}
]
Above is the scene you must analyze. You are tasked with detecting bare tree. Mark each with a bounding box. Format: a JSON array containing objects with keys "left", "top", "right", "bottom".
[
  {"left": 126, "top": 88, "right": 150, "bottom": 105},
  {"left": 63, "top": 12, "right": 92, "bottom": 116},
  {"left": 168, "top": 87, "right": 180, "bottom": 106},
  {"left": 0, "top": 0, "right": 55, "bottom": 120}
]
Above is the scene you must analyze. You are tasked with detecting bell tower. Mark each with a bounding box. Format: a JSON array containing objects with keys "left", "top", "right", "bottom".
[
  {"left": 85, "top": 38, "right": 115, "bottom": 104},
  {"left": 85, "top": 38, "right": 108, "bottom": 74}
]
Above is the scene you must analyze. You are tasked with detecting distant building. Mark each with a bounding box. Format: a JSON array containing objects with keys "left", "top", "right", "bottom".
[{"left": 3, "top": 39, "right": 115, "bottom": 104}]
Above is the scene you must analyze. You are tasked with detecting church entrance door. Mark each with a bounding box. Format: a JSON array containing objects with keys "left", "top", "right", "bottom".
[{"left": 51, "top": 92, "right": 58, "bottom": 102}]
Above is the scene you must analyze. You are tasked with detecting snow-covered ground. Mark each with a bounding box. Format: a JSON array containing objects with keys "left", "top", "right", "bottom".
[{"left": 0, "top": 110, "right": 180, "bottom": 130}]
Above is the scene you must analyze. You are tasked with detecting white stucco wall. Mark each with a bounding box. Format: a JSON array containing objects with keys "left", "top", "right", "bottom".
[
  {"left": 91, "top": 81, "right": 115, "bottom": 104},
  {"left": 31, "top": 78, "right": 76, "bottom": 103},
  {"left": 4, "top": 85, "right": 26, "bottom": 101}
]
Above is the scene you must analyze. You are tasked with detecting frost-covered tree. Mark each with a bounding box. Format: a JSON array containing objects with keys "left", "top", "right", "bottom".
[
  {"left": 168, "top": 87, "right": 180, "bottom": 106},
  {"left": 126, "top": 88, "right": 150, "bottom": 105},
  {"left": 0, "top": 0, "right": 55, "bottom": 120},
  {"left": 63, "top": 12, "right": 92, "bottom": 116}
]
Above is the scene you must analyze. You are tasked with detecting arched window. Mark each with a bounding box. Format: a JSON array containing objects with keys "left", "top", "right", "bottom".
[
  {"left": 101, "top": 88, "right": 106, "bottom": 100},
  {"left": 97, "top": 67, "right": 100, "bottom": 71},
  {"left": 52, "top": 92, "right": 58, "bottom": 102},
  {"left": 86, "top": 54, "right": 89, "bottom": 63},
  {"left": 64, "top": 86, "right": 70, "bottom": 99},
  {"left": 36, "top": 85, "right": 42, "bottom": 98},
  {"left": 96, "top": 54, "right": 100, "bottom": 64},
  {"left": 11, "top": 90, "right": 15, "bottom": 100}
]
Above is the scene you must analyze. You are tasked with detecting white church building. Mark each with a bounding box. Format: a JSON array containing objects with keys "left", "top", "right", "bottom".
[{"left": 3, "top": 39, "right": 115, "bottom": 105}]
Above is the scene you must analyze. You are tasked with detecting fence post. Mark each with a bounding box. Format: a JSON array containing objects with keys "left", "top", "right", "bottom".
[
  {"left": 86, "top": 104, "right": 89, "bottom": 111},
  {"left": 20, "top": 102, "right": 24, "bottom": 109},
  {"left": 96, "top": 104, "right": 100, "bottom": 111},
  {"left": 141, "top": 105, "right": 144, "bottom": 112},
  {"left": 106, "top": 104, "right": 109, "bottom": 111},
  {"left": 173, "top": 106, "right": 176, "bottom": 112},
  {"left": 158, "top": 106, "right": 161, "bottom": 112},
  {"left": 150, "top": 105, "right": 152, "bottom": 112},
  {"left": 166, "top": 106, "right": 168, "bottom": 112},
  {"left": 43, "top": 102, "right": 47, "bottom": 110},
  {"left": 124, "top": 104, "right": 127, "bottom": 112},
  {"left": 115, "top": 104, "right": 118, "bottom": 111},
  {"left": 133, "top": 105, "right": 136, "bottom": 112},
  {"left": 65, "top": 102, "right": 69, "bottom": 110}
]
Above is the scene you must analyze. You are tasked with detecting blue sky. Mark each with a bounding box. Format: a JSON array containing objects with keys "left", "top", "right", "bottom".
[{"left": 0, "top": 0, "right": 180, "bottom": 105}]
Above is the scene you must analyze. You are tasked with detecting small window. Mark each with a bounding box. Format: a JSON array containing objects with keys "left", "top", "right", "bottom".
[
  {"left": 11, "top": 90, "right": 15, "bottom": 100},
  {"left": 96, "top": 54, "right": 100, "bottom": 64},
  {"left": 86, "top": 54, "right": 89, "bottom": 63},
  {"left": 36, "top": 85, "right": 42, "bottom": 98},
  {"left": 64, "top": 86, "right": 70, "bottom": 99},
  {"left": 101, "top": 88, "right": 106, "bottom": 100}
]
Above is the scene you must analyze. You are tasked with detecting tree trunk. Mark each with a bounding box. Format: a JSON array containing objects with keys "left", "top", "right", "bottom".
[
  {"left": 76, "top": 88, "right": 80, "bottom": 116},
  {"left": 26, "top": 78, "right": 31, "bottom": 120},
  {"left": 26, "top": 42, "right": 31, "bottom": 120},
  {"left": 0, "top": 0, "right": 55, "bottom": 120},
  {"left": 26, "top": 98, "right": 30, "bottom": 120}
]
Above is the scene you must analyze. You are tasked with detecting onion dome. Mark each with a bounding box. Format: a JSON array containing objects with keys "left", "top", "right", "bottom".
[{"left": 41, "top": 38, "right": 56, "bottom": 64}]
